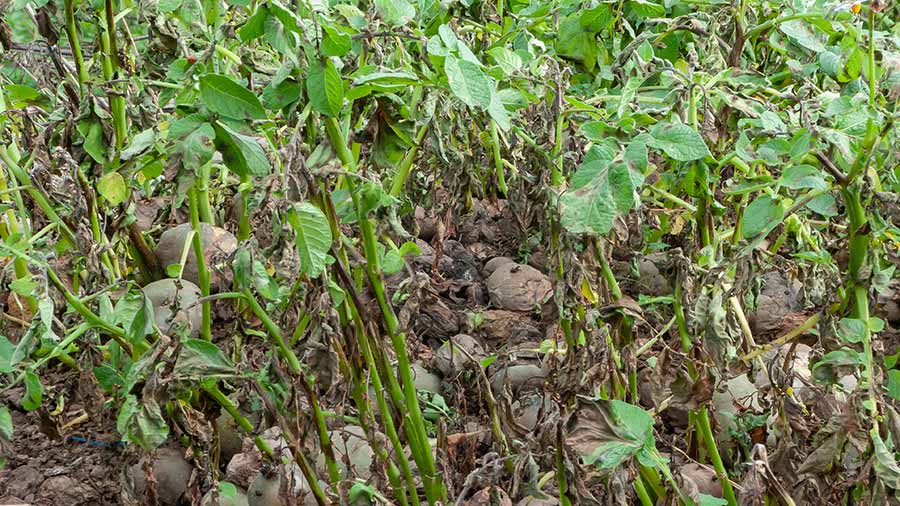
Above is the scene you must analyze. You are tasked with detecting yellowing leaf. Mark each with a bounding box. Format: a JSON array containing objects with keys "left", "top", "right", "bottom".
[{"left": 97, "top": 171, "right": 128, "bottom": 206}]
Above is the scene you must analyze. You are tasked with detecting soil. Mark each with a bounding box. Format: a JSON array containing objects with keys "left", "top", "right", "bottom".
[{"left": 0, "top": 370, "right": 128, "bottom": 505}]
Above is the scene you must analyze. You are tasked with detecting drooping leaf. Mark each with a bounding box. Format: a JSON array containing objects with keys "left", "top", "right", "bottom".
[
  {"left": 0, "top": 336, "right": 16, "bottom": 373},
  {"left": 780, "top": 165, "right": 828, "bottom": 190},
  {"left": 566, "top": 396, "right": 655, "bottom": 469},
  {"left": 77, "top": 119, "right": 106, "bottom": 164},
  {"left": 213, "top": 121, "right": 271, "bottom": 177},
  {"left": 0, "top": 405, "right": 11, "bottom": 441},
  {"left": 252, "top": 260, "right": 281, "bottom": 301},
  {"left": 199, "top": 74, "right": 266, "bottom": 121},
  {"left": 307, "top": 59, "right": 344, "bottom": 117},
  {"left": 780, "top": 19, "right": 826, "bottom": 53},
  {"left": 805, "top": 193, "right": 837, "bottom": 217},
  {"left": 647, "top": 122, "right": 710, "bottom": 162},
  {"left": 561, "top": 159, "right": 642, "bottom": 237},
  {"left": 93, "top": 365, "right": 125, "bottom": 393},
  {"left": 177, "top": 122, "right": 216, "bottom": 171},
  {"left": 9, "top": 275, "right": 37, "bottom": 297},
  {"left": 126, "top": 292, "right": 155, "bottom": 345},
  {"left": 629, "top": 0, "right": 664, "bottom": 17},
  {"left": 556, "top": 13, "right": 597, "bottom": 70},
  {"left": 488, "top": 47, "right": 522, "bottom": 76},
  {"left": 322, "top": 24, "right": 352, "bottom": 57},
  {"left": 261, "top": 79, "right": 301, "bottom": 110},
  {"left": 121, "top": 128, "right": 156, "bottom": 160},
  {"left": 286, "top": 202, "right": 333, "bottom": 278},
  {"left": 811, "top": 348, "right": 863, "bottom": 385},
  {"left": 116, "top": 394, "right": 169, "bottom": 450},
  {"left": 741, "top": 195, "right": 783, "bottom": 239},
  {"left": 871, "top": 428, "right": 900, "bottom": 490},
  {"left": 444, "top": 55, "right": 492, "bottom": 109},
  {"left": 700, "top": 495, "right": 729, "bottom": 506},
  {"left": 174, "top": 338, "right": 235, "bottom": 377},
  {"left": 97, "top": 171, "right": 128, "bottom": 206},
  {"left": 375, "top": 0, "right": 415, "bottom": 27},
  {"left": 836, "top": 318, "right": 867, "bottom": 344},
  {"left": 887, "top": 370, "right": 900, "bottom": 401},
  {"left": 238, "top": 5, "right": 269, "bottom": 41},
  {"left": 21, "top": 370, "right": 42, "bottom": 411}
]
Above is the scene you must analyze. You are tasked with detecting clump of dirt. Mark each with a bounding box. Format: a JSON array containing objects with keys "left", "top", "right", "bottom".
[{"left": 0, "top": 401, "right": 127, "bottom": 505}]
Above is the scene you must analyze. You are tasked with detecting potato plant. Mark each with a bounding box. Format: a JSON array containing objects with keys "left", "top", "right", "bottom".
[{"left": 0, "top": 0, "right": 899, "bottom": 505}]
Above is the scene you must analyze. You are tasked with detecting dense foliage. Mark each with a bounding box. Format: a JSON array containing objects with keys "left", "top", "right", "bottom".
[{"left": 1, "top": 0, "right": 900, "bottom": 504}]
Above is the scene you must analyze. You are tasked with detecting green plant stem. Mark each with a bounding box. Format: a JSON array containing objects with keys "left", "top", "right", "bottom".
[
  {"left": 237, "top": 175, "right": 251, "bottom": 241},
  {"left": 868, "top": 9, "right": 876, "bottom": 108},
  {"left": 324, "top": 116, "right": 444, "bottom": 505},
  {"left": 389, "top": 123, "right": 429, "bottom": 197},
  {"left": 300, "top": 376, "right": 342, "bottom": 491},
  {"left": 242, "top": 289, "right": 301, "bottom": 373},
  {"left": 343, "top": 295, "right": 421, "bottom": 506},
  {"left": 241, "top": 288, "right": 342, "bottom": 491},
  {"left": 75, "top": 169, "right": 120, "bottom": 282},
  {"left": 63, "top": 0, "right": 88, "bottom": 88},
  {"left": 843, "top": 185, "right": 877, "bottom": 419},
  {"left": 489, "top": 120, "right": 508, "bottom": 196},
  {"left": 0, "top": 147, "right": 77, "bottom": 246},
  {"left": 550, "top": 114, "right": 565, "bottom": 186},
  {"left": 633, "top": 476, "right": 653, "bottom": 506},
  {"left": 99, "top": 0, "right": 127, "bottom": 152},
  {"left": 331, "top": 330, "right": 411, "bottom": 506},
  {"left": 673, "top": 284, "right": 693, "bottom": 357},
  {"left": 187, "top": 187, "right": 212, "bottom": 341},
  {"left": 695, "top": 408, "right": 738, "bottom": 506},
  {"left": 45, "top": 268, "right": 135, "bottom": 356},
  {"left": 595, "top": 239, "right": 623, "bottom": 301},
  {"left": 556, "top": 425, "right": 572, "bottom": 506},
  {"left": 745, "top": 13, "right": 824, "bottom": 39},
  {"left": 201, "top": 381, "right": 275, "bottom": 459},
  {"left": 0, "top": 167, "right": 35, "bottom": 312},
  {"left": 197, "top": 164, "right": 214, "bottom": 224},
  {"left": 741, "top": 312, "right": 819, "bottom": 362}
]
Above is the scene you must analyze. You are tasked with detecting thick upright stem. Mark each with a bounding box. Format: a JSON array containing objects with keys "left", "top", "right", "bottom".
[
  {"left": 100, "top": 0, "right": 127, "bottom": 152},
  {"left": 187, "top": 187, "right": 212, "bottom": 341},
  {"left": 695, "top": 408, "right": 738, "bottom": 506},
  {"left": 324, "top": 116, "right": 444, "bottom": 504},
  {"left": 489, "top": 120, "right": 508, "bottom": 196},
  {"left": 64, "top": 0, "right": 88, "bottom": 88},
  {"left": 389, "top": 124, "right": 429, "bottom": 197}
]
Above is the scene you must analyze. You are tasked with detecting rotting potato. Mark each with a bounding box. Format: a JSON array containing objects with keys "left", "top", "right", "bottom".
[
  {"left": 142, "top": 278, "right": 202, "bottom": 338},
  {"left": 482, "top": 256, "right": 515, "bottom": 277},
  {"left": 512, "top": 393, "right": 553, "bottom": 432},
  {"left": 215, "top": 411, "right": 247, "bottom": 466},
  {"left": 678, "top": 463, "right": 722, "bottom": 498},
  {"left": 124, "top": 447, "right": 193, "bottom": 506},
  {"left": 435, "top": 334, "right": 487, "bottom": 377},
  {"left": 155, "top": 223, "right": 238, "bottom": 292},
  {"left": 318, "top": 425, "right": 375, "bottom": 480},
  {"left": 490, "top": 363, "right": 548, "bottom": 395},
  {"left": 247, "top": 470, "right": 281, "bottom": 506},
  {"left": 486, "top": 263, "right": 553, "bottom": 312},
  {"left": 411, "top": 361, "right": 442, "bottom": 395}
]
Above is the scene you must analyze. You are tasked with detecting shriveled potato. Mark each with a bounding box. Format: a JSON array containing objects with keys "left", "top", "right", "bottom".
[
  {"left": 142, "top": 278, "right": 202, "bottom": 338},
  {"left": 156, "top": 223, "right": 237, "bottom": 292}
]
